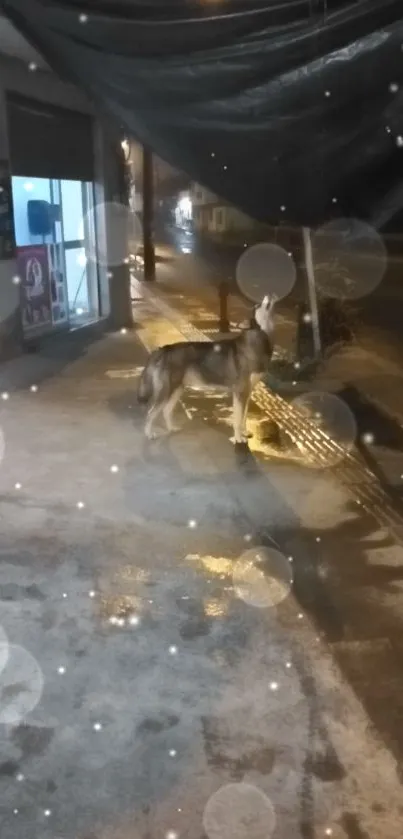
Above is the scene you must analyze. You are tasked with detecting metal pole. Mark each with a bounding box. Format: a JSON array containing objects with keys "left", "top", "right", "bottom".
[
  {"left": 142, "top": 145, "right": 156, "bottom": 281},
  {"left": 302, "top": 226, "right": 321, "bottom": 358}
]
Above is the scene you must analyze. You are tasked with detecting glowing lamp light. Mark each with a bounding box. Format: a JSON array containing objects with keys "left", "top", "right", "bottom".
[
  {"left": 178, "top": 195, "right": 192, "bottom": 216},
  {"left": 23, "top": 182, "right": 34, "bottom": 192}
]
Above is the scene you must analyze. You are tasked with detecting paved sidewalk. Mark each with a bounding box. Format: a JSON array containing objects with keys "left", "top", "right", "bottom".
[{"left": 0, "top": 301, "right": 403, "bottom": 838}]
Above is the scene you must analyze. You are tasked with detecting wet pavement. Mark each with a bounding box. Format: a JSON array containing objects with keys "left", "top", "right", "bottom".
[{"left": 0, "top": 290, "right": 403, "bottom": 838}]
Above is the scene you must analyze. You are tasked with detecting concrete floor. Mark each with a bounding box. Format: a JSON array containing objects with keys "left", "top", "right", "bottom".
[{"left": 0, "top": 299, "right": 402, "bottom": 839}]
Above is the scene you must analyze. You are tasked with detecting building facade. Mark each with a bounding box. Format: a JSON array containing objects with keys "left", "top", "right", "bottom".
[
  {"left": 190, "top": 183, "right": 259, "bottom": 237},
  {"left": 0, "top": 17, "right": 133, "bottom": 359}
]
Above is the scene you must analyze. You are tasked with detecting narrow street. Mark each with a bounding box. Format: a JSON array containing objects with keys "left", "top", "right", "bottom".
[{"left": 0, "top": 266, "right": 403, "bottom": 838}]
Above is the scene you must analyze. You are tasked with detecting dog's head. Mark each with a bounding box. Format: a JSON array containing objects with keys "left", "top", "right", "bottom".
[{"left": 253, "top": 294, "right": 277, "bottom": 334}]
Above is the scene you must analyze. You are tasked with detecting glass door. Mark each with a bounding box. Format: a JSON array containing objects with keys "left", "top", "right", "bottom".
[{"left": 11, "top": 175, "right": 100, "bottom": 334}]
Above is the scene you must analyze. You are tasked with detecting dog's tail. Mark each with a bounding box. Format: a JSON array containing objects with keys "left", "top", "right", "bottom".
[{"left": 137, "top": 359, "right": 154, "bottom": 404}]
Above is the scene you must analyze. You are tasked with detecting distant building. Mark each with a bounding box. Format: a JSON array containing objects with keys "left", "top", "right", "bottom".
[{"left": 190, "top": 183, "right": 259, "bottom": 237}]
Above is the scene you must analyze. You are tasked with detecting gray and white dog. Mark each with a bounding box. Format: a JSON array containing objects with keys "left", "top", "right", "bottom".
[{"left": 138, "top": 294, "right": 276, "bottom": 443}]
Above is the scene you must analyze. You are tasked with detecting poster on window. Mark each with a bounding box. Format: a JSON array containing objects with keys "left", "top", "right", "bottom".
[
  {"left": 17, "top": 245, "right": 52, "bottom": 333},
  {"left": 48, "top": 243, "right": 68, "bottom": 326}
]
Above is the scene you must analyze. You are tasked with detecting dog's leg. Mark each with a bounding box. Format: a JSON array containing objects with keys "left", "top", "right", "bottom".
[
  {"left": 231, "top": 388, "right": 249, "bottom": 444},
  {"left": 242, "top": 390, "right": 252, "bottom": 438},
  {"left": 163, "top": 387, "right": 183, "bottom": 433},
  {"left": 144, "top": 395, "right": 166, "bottom": 440}
]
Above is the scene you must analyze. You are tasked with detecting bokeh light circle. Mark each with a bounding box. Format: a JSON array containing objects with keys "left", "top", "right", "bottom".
[
  {"left": 0, "top": 625, "right": 9, "bottom": 676},
  {"left": 236, "top": 242, "right": 296, "bottom": 302},
  {"left": 78, "top": 201, "right": 142, "bottom": 268},
  {"left": 232, "top": 546, "right": 293, "bottom": 608},
  {"left": 312, "top": 217, "right": 387, "bottom": 299},
  {"left": 0, "top": 644, "right": 44, "bottom": 725},
  {"left": 291, "top": 391, "right": 357, "bottom": 466},
  {"left": 203, "top": 782, "right": 276, "bottom": 839}
]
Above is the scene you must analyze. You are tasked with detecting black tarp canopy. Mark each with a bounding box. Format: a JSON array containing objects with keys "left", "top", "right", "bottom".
[{"left": 3, "top": 0, "right": 403, "bottom": 229}]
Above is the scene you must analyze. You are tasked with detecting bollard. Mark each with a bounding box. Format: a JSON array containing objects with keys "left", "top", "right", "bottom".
[{"left": 218, "top": 281, "right": 230, "bottom": 333}]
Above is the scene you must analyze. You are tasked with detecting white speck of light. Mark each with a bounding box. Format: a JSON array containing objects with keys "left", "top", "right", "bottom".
[
  {"left": 303, "top": 312, "right": 312, "bottom": 323},
  {"left": 188, "top": 519, "right": 197, "bottom": 529},
  {"left": 30, "top": 384, "right": 38, "bottom": 392},
  {"left": 177, "top": 808, "right": 182, "bottom": 813},
  {"left": 181, "top": 246, "right": 191, "bottom": 254},
  {"left": 294, "top": 361, "right": 300, "bottom": 369},
  {"left": 324, "top": 90, "right": 331, "bottom": 97},
  {"left": 169, "top": 645, "right": 178, "bottom": 655},
  {"left": 280, "top": 205, "right": 286, "bottom": 211},
  {"left": 13, "top": 808, "right": 18, "bottom": 815},
  {"left": 16, "top": 773, "right": 24, "bottom": 782},
  {"left": 269, "top": 681, "right": 279, "bottom": 691},
  {"left": 362, "top": 432, "right": 374, "bottom": 445},
  {"left": 298, "top": 613, "right": 303, "bottom": 619},
  {"left": 1, "top": 391, "right": 9, "bottom": 400},
  {"left": 12, "top": 274, "right": 21, "bottom": 285},
  {"left": 166, "top": 832, "right": 179, "bottom": 839},
  {"left": 58, "top": 666, "right": 66, "bottom": 675},
  {"left": 117, "top": 618, "right": 125, "bottom": 627},
  {"left": 292, "top": 381, "right": 297, "bottom": 386},
  {"left": 129, "top": 615, "right": 140, "bottom": 626},
  {"left": 44, "top": 809, "right": 52, "bottom": 817},
  {"left": 389, "top": 82, "right": 399, "bottom": 93},
  {"left": 109, "top": 616, "right": 118, "bottom": 625},
  {"left": 396, "top": 135, "right": 403, "bottom": 148},
  {"left": 79, "top": 13, "right": 88, "bottom": 23},
  {"left": 15, "top": 483, "right": 22, "bottom": 490},
  {"left": 93, "top": 722, "right": 102, "bottom": 731},
  {"left": 89, "top": 590, "right": 96, "bottom": 599},
  {"left": 110, "top": 464, "right": 119, "bottom": 473},
  {"left": 332, "top": 196, "right": 337, "bottom": 203},
  {"left": 75, "top": 307, "right": 84, "bottom": 316},
  {"left": 28, "top": 62, "right": 37, "bottom": 72},
  {"left": 286, "top": 661, "right": 292, "bottom": 669},
  {"left": 169, "top": 749, "right": 177, "bottom": 757},
  {"left": 211, "top": 152, "right": 215, "bottom": 157},
  {"left": 288, "top": 556, "right": 293, "bottom": 563},
  {"left": 316, "top": 536, "right": 321, "bottom": 543},
  {"left": 76, "top": 501, "right": 85, "bottom": 509},
  {"left": 244, "top": 533, "right": 253, "bottom": 542},
  {"left": 120, "top": 327, "right": 127, "bottom": 334},
  {"left": 325, "top": 830, "right": 333, "bottom": 837},
  {"left": 385, "top": 125, "right": 391, "bottom": 133},
  {"left": 62, "top": 592, "right": 67, "bottom": 599}
]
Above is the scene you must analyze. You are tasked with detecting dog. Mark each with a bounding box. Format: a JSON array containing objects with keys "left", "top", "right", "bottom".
[{"left": 137, "top": 294, "right": 276, "bottom": 443}]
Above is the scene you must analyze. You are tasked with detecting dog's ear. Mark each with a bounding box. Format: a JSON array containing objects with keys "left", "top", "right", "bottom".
[{"left": 266, "top": 293, "right": 278, "bottom": 312}]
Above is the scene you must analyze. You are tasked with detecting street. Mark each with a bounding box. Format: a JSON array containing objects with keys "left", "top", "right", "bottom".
[
  {"left": 161, "top": 221, "right": 403, "bottom": 364},
  {"left": 0, "top": 266, "right": 403, "bottom": 838}
]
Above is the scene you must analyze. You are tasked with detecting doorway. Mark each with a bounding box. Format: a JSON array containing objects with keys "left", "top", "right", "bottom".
[
  {"left": 6, "top": 93, "right": 99, "bottom": 337},
  {"left": 11, "top": 175, "right": 100, "bottom": 333}
]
